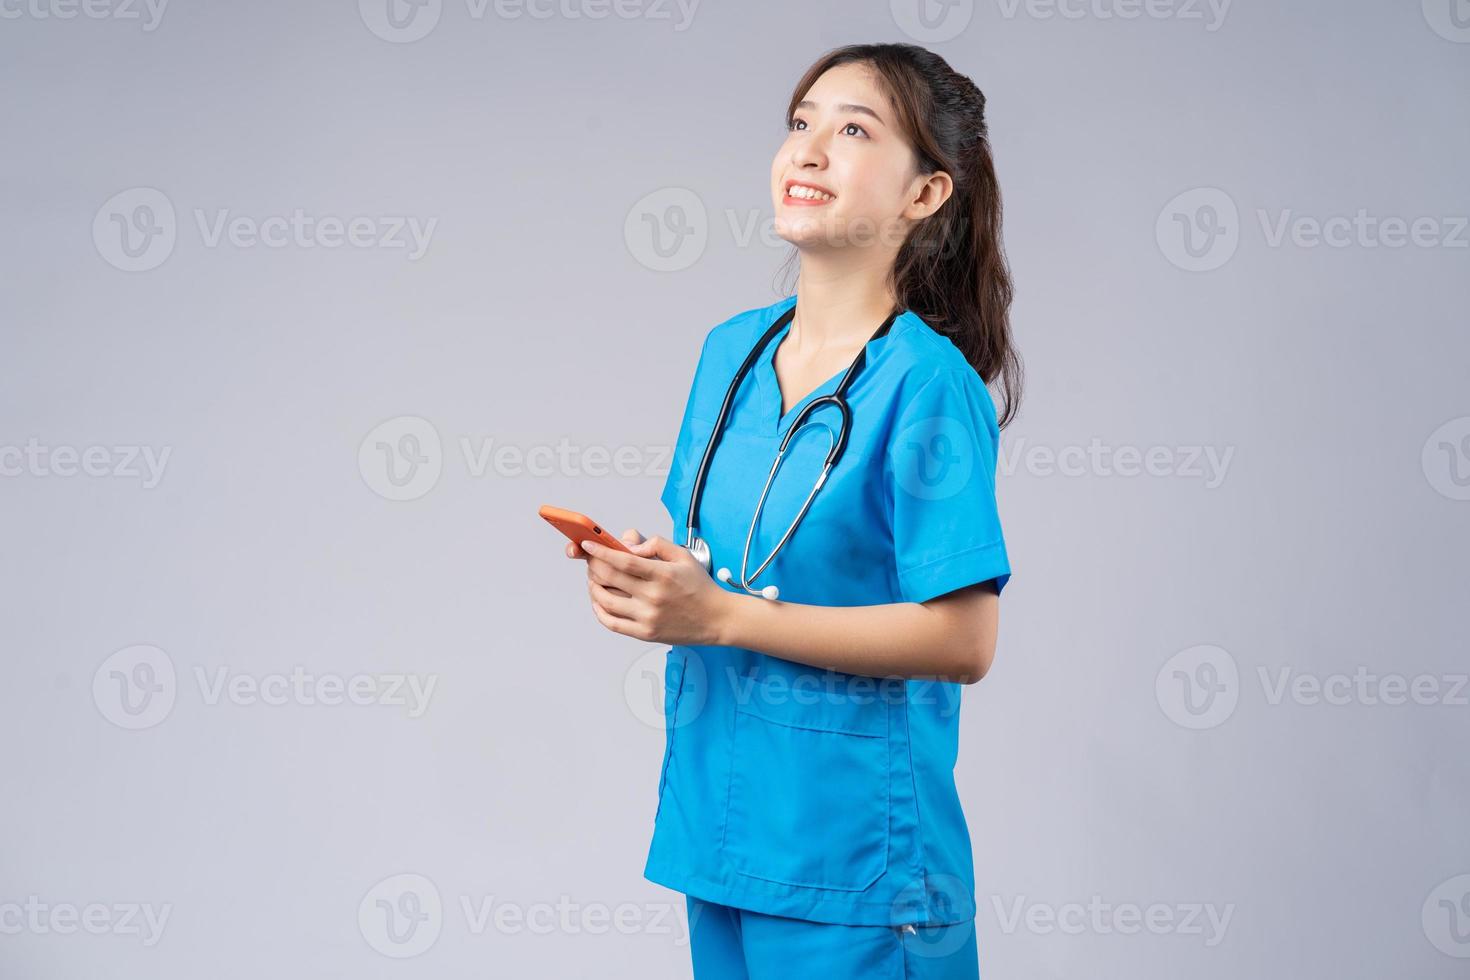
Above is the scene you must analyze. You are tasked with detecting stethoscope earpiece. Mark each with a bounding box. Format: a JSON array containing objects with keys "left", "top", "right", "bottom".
[{"left": 715, "top": 565, "right": 777, "bottom": 601}]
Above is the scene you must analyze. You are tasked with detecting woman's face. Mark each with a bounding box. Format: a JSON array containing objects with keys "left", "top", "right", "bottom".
[{"left": 771, "top": 62, "right": 946, "bottom": 252}]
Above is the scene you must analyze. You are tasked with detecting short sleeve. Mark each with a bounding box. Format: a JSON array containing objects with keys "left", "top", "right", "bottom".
[
  {"left": 885, "top": 368, "right": 1011, "bottom": 603},
  {"left": 659, "top": 331, "right": 716, "bottom": 525}
]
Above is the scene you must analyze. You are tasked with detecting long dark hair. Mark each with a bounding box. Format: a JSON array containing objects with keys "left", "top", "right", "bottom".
[{"left": 780, "top": 43, "right": 1023, "bottom": 428}]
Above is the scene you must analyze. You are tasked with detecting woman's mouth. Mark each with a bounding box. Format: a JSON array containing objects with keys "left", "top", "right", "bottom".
[{"left": 783, "top": 180, "right": 836, "bottom": 207}]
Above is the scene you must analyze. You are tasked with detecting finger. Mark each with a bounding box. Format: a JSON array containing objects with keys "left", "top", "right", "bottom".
[
  {"left": 566, "top": 541, "right": 588, "bottom": 560},
  {"left": 620, "top": 527, "right": 647, "bottom": 546},
  {"left": 589, "top": 578, "right": 640, "bottom": 619},
  {"left": 590, "top": 595, "right": 636, "bottom": 636},
  {"left": 586, "top": 562, "right": 632, "bottom": 598},
  {"left": 627, "top": 537, "right": 661, "bottom": 559},
  {"left": 586, "top": 554, "right": 644, "bottom": 597},
  {"left": 643, "top": 535, "right": 691, "bottom": 563},
  {"left": 581, "top": 538, "right": 657, "bottom": 579}
]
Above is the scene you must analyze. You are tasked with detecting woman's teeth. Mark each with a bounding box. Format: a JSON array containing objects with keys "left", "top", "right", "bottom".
[{"left": 787, "top": 185, "right": 835, "bottom": 201}]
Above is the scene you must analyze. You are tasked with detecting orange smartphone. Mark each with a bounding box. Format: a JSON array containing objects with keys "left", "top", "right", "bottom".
[{"left": 539, "top": 504, "right": 633, "bottom": 554}]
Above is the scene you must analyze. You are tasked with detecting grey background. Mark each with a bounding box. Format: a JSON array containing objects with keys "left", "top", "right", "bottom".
[{"left": 2, "top": 0, "right": 1468, "bottom": 976}]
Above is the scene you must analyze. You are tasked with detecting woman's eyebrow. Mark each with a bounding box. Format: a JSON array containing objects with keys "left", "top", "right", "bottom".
[{"left": 794, "top": 99, "right": 885, "bottom": 125}]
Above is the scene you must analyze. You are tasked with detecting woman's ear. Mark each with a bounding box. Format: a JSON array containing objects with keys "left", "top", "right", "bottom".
[{"left": 905, "top": 171, "right": 953, "bottom": 222}]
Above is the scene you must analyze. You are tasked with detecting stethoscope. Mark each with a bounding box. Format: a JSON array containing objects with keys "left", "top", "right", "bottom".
[{"left": 684, "top": 303, "right": 901, "bottom": 600}]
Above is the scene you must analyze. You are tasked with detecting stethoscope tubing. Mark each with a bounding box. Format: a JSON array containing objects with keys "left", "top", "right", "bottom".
[
  {"left": 684, "top": 304, "right": 901, "bottom": 595},
  {"left": 736, "top": 427, "right": 833, "bottom": 589}
]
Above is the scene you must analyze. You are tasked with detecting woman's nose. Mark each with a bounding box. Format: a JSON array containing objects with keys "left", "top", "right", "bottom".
[{"left": 791, "top": 136, "right": 827, "bottom": 169}]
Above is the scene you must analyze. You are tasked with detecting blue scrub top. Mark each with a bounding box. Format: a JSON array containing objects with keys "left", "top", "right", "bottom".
[{"left": 644, "top": 294, "right": 1012, "bottom": 928}]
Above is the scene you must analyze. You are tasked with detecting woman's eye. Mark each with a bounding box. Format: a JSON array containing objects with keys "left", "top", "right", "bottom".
[{"left": 786, "top": 117, "right": 866, "bottom": 137}]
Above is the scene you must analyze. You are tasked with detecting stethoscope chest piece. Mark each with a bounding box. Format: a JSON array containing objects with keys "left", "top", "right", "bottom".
[{"left": 688, "top": 535, "right": 711, "bottom": 575}]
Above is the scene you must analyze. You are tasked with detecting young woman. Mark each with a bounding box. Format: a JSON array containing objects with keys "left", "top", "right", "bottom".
[{"left": 568, "top": 43, "right": 1020, "bottom": 980}]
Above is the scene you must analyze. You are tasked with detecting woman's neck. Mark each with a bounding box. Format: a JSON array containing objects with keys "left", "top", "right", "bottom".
[{"left": 790, "top": 257, "right": 899, "bottom": 353}]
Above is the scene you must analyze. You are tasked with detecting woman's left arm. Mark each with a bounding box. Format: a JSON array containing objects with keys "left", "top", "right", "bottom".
[
  {"left": 717, "top": 578, "right": 998, "bottom": 684},
  {"left": 578, "top": 533, "right": 998, "bottom": 684}
]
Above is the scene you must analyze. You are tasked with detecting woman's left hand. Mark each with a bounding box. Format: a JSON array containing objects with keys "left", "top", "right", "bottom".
[{"left": 580, "top": 533, "right": 730, "bottom": 646}]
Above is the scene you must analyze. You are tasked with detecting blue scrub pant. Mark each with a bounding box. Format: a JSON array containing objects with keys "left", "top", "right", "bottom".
[{"left": 685, "top": 895, "right": 980, "bottom": 979}]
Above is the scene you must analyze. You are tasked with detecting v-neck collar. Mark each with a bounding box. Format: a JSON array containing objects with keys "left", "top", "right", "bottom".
[{"left": 755, "top": 297, "right": 902, "bottom": 437}]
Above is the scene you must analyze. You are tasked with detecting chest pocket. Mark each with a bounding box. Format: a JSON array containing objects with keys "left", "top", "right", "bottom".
[{"left": 719, "top": 660, "right": 892, "bottom": 892}]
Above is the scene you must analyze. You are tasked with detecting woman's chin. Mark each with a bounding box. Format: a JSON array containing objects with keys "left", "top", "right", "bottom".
[{"left": 774, "top": 216, "right": 841, "bottom": 251}]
